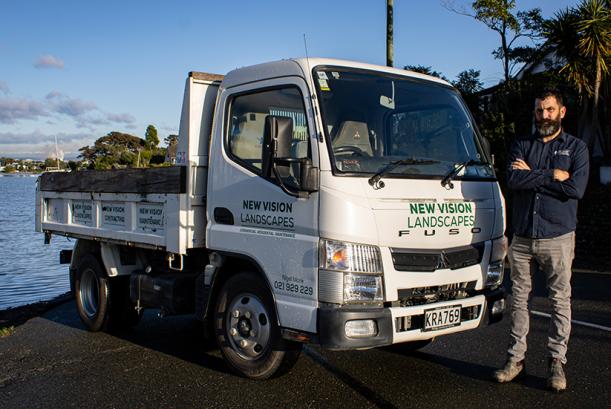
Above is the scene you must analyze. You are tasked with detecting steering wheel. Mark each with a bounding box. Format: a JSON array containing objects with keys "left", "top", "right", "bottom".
[{"left": 334, "top": 146, "right": 370, "bottom": 157}]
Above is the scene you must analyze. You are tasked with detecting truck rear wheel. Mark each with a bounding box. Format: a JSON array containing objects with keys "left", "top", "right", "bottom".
[
  {"left": 74, "top": 254, "right": 141, "bottom": 332},
  {"left": 214, "top": 272, "right": 301, "bottom": 380}
]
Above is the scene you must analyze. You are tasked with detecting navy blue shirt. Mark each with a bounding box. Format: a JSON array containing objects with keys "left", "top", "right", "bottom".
[{"left": 507, "top": 130, "right": 589, "bottom": 239}]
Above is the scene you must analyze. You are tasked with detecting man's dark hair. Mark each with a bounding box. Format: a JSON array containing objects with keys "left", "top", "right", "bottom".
[{"left": 536, "top": 88, "right": 564, "bottom": 107}]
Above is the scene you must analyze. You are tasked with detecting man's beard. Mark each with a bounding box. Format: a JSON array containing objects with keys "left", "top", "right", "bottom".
[{"left": 536, "top": 117, "right": 561, "bottom": 137}]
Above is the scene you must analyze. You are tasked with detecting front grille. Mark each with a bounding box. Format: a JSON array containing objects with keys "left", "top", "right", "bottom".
[
  {"left": 397, "top": 281, "right": 477, "bottom": 307},
  {"left": 391, "top": 242, "right": 485, "bottom": 272}
]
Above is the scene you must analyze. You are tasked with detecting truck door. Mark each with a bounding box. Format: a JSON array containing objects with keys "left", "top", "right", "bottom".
[{"left": 207, "top": 77, "right": 319, "bottom": 333}]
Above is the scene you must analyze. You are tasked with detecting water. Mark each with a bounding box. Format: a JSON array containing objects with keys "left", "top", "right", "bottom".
[{"left": 0, "top": 175, "right": 73, "bottom": 310}]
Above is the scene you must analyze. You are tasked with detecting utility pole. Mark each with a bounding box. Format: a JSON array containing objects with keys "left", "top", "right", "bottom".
[{"left": 386, "top": 0, "right": 394, "bottom": 67}]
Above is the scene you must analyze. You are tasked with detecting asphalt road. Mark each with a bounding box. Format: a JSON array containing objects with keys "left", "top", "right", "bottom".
[{"left": 1, "top": 271, "right": 609, "bottom": 409}]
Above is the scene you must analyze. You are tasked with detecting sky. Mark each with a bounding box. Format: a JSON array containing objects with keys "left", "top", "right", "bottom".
[{"left": 0, "top": 0, "right": 581, "bottom": 160}]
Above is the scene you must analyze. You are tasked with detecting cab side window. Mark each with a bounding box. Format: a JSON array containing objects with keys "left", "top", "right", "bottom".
[{"left": 227, "top": 87, "right": 309, "bottom": 183}]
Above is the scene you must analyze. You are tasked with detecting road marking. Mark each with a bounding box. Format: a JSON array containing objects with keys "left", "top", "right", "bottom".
[
  {"left": 572, "top": 269, "right": 611, "bottom": 276},
  {"left": 303, "top": 346, "right": 399, "bottom": 409},
  {"left": 531, "top": 310, "right": 611, "bottom": 332}
]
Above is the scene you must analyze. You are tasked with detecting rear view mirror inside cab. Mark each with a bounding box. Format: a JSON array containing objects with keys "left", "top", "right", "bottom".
[{"left": 379, "top": 80, "right": 395, "bottom": 109}]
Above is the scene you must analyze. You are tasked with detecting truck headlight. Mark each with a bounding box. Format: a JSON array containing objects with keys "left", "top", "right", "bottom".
[
  {"left": 320, "top": 239, "right": 382, "bottom": 273},
  {"left": 344, "top": 273, "right": 383, "bottom": 302},
  {"left": 319, "top": 239, "right": 383, "bottom": 304},
  {"left": 486, "top": 236, "right": 508, "bottom": 288}
]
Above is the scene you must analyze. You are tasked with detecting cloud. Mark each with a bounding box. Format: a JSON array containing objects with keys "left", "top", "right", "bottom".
[
  {"left": 0, "top": 90, "right": 139, "bottom": 135},
  {"left": 160, "top": 125, "right": 178, "bottom": 133},
  {"left": 46, "top": 92, "right": 97, "bottom": 117},
  {"left": 34, "top": 54, "right": 65, "bottom": 69},
  {"left": 45, "top": 90, "right": 64, "bottom": 99},
  {"left": 0, "top": 131, "right": 95, "bottom": 160},
  {"left": 0, "top": 98, "right": 48, "bottom": 123},
  {"left": 0, "top": 130, "right": 92, "bottom": 145},
  {"left": 0, "top": 80, "right": 9, "bottom": 94},
  {"left": 107, "top": 112, "right": 136, "bottom": 124}
]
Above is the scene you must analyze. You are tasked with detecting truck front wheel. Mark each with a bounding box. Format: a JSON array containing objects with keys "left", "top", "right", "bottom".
[{"left": 214, "top": 272, "right": 301, "bottom": 380}]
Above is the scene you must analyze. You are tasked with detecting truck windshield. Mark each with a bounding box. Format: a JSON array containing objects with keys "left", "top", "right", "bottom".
[{"left": 313, "top": 67, "right": 494, "bottom": 180}]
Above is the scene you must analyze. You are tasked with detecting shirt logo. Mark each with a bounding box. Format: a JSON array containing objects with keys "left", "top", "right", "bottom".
[{"left": 554, "top": 149, "right": 571, "bottom": 156}]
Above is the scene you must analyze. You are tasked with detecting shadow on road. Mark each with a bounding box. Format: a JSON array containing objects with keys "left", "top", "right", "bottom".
[
  {"left": 44, "top": 301, "right": 231, "bottom": 376},
  {"left": 383, "top": 348, "right": 549, "bottom": 392}
]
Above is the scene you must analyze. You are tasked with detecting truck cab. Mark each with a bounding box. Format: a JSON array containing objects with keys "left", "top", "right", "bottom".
[{"left": 201, "top": 59, "right": 506, "bottom": 367}]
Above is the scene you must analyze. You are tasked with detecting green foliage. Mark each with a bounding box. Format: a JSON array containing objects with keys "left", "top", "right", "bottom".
[
  {"left": 2, "top": 164, "right": 16, "bottom": 173},
  {"left": 543, "top": 0, "right": 610, "bottom": 157},
  {"left": 44, "top": 157, "right": 66, "bottom": 170},
  {"left": 404, "top": 65, "right": 449, "bottom": 81},
  {"left": 164, "top": 134, "right": 178, "bottom": 147},
  {"left": 150, "top": 153, "right": 167, "bottom": 165},
  {"left": 478, "top": 110, "right": 514, "bottom": 176},
  {"left": 452, "top": 69, "right": 484, "bottom": 95},
  {"left": 0, "top": 326, "right": 15, "bottom": 337},
  {"left": 544, "top": 0, "right": 609, "bottom": 98},
  {"left": 446, "top": 0, "right": 544, "bottom": 82},
  {"left": 145, "top": 125, "right": 159, "bottom": 149},
  {"left": 68, "top": 160, "right": 78, "bottom": 171},
  {"left": 472, "top": 0, "right": 520, "bottom": 33},
  {"left": 79, "top": 131, "right": 145, "bottom": 169}
]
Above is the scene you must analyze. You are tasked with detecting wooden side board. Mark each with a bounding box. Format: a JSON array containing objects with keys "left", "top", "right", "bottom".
[{"left": 39, "top": 167, "right": 187, "bottom": 194}]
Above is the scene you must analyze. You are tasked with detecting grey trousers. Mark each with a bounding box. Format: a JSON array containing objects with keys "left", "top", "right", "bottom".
[{"left": 507, "top": 231, "right": 575, "bottom": 364}]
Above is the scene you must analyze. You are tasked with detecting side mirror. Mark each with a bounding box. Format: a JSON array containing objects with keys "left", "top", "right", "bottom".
[
  {"left": 262, "top": 116, "right": 293, "bottom": 178},
  {"left": 262, "top": 115, "right": 319, "bottom": 197}
]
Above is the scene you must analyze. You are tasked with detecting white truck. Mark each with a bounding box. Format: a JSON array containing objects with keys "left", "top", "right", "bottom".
[{"left": 36, "top": 58, "right": 507, "bottom": 379}]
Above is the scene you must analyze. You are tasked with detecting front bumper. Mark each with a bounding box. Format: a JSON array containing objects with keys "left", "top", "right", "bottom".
[{"left": 318, "top": 287, "right": 505, "bottom": 350}]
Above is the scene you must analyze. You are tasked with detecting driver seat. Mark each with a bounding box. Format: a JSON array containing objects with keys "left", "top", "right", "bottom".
[{"left": 332, "top": 120, "right": 373, "bottom": 156}]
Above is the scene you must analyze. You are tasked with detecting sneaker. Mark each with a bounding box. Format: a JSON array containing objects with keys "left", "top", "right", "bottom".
[
  {"left": 547, "top": 358, "right": 567, "bottom": 392},
  {"left": 493, "top": 359, "right": 525, "bottom": 383}
]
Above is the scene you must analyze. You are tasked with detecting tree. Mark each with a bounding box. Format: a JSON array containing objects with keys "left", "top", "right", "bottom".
[
  {"left": 543, "top": 0, "right": 610, "bottom": 157},
  {"left": 78, "top": 131, "right": 145, "bottom": 169},
  {"left": 68, "top": 160, "right": 79, "bottom": 171},
  {"left": 444, "top": 0, "right": 544, "bottom": 83},
  {"left": 404, "top": 65, "right": 449, "bottom": 81},
  {"left": 145, "top": 125, "right": 159, "bottom": 150},
  {"left": 164, "top": 134, "right": 178, "bottom": 147},
  {"left": 44, "top": 157, "right": 65, "bottom": 170},
  {"left": 452, "top": 69, "right": 484, "bottom": 95}
]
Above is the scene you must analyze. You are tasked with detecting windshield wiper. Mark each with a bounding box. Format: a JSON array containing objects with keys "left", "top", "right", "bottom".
[
  {"left": 440, "top": 159, "right": 487, "bottom": 189},
  {"left": 368, "top": 158, "right": 439, "bottom": 189}
]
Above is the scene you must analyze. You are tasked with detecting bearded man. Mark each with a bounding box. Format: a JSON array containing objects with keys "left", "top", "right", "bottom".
[{"left": 493, "top": 89, "right": 589, "bottom": 392}]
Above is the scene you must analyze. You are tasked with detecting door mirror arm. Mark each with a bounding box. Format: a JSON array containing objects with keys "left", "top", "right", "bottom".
[{"left": 273, "top": 157, "right": 319, "bottom": 198}]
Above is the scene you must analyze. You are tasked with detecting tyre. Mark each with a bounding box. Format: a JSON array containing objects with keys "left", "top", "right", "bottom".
[
  {"left": 214, "top": 272, "right": 302, "bottom": 380},
  {"left": 74, "top": 254, "right": 141, "bottom": 332}
]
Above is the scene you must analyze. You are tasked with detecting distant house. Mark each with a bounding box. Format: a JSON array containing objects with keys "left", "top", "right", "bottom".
[{"left": 514, "top": 49, "right": 565, "bottom": 80}]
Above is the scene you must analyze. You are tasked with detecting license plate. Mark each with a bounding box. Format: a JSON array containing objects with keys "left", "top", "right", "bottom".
[{"left": 423, "top": 305, "right": 461, "bottom": 331}]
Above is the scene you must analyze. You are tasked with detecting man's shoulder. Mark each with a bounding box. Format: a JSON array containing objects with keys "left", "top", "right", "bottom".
[{"left": 561, "top": 132, "right": 588, "bottom": 151}]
